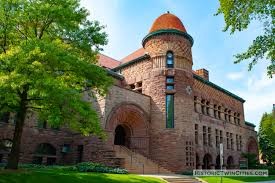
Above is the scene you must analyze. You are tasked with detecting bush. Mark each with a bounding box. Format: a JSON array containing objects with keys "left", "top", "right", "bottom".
[
  {"left": 0, "top": 162, "right": 128, "bottom": 174},
  {"left": 76, "top": 162, "right": 128, "bottom": 174},
  {"left": 256, "top": 164, "right": 275, "bottom": 175},
  {"left": 181, "top": 170, "right": 193, "bottom": 175}
]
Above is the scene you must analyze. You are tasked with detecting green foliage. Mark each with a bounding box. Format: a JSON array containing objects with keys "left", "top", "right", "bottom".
[
  {"left": 181, "top": 170, "right": 193, "bottom": 175},
  {"left": 258, "top": 112, "right": 275, "bottom": 165},
  {"left": 257, "top": 164, "right": 275, "bottom": 175},
  {"left": 241, "top": 152, "right": 259, "bottom": 168},
  {"left": 216, "top": 0, "right": 274, "bottom": 77},
  {"left": 0, "top": 0, "right": 113, "bottom": 137},
  {"left": 0, "top": 162, "right": 128, "bottom": 174},
  {"left": 75, "top": 162, "right": 128, "bottom": 174}
]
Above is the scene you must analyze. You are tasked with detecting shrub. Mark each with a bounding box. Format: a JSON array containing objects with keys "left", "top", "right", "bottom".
[
  {"left": 181, "top": 170, "right": 193, "bottom": 175},
  {"left": 76, "top": 162, "right": 128, "bottom": 174}
]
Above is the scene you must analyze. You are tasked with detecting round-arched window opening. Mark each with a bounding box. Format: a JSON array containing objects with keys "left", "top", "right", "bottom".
[
  {"left": 35, "top": 143, "right": 56, "bottom": 155},
  {"left": 0, "top": 139, "right": 13, "bottom": 152},
  {"left": 114, "top": 125, "right": 127, "bottom": 146},
  {"left": 166, "top": 51, "right": 174, "bottom": 68},
  {"left": 33, "top": 143, "right": 57, "bottom": 165}
]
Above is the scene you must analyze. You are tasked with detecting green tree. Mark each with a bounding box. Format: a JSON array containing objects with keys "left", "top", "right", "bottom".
[
  {"left": 258, "top": 113, "right": 275, "bottom": 165},
  {"left": 216, "top": 0, "right": 274, "bottom": 77},
  {"left": 0, "top": 0, "right": 113, "bottom": 169}
]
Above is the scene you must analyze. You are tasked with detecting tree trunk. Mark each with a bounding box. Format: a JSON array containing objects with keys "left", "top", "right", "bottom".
[{"left": 6, "top": 88, "right": 28, "bottom": 169}]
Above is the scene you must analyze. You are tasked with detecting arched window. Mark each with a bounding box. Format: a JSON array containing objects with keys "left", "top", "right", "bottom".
[
  {"left": 35, "top": 143, "right": 56, "bottom": 155},
  {"left": 33, "top": 143, "right": 57, "bottom": 165},
  {"left": 166, "top": 51, "right": 174, "bottom": 68}
]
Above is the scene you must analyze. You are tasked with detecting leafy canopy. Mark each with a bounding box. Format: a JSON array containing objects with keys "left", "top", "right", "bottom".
[
  {"left": 258, "top": 112, "right": 275, "bottom": 165},
  {"left": 0, "top": 0, "right": 113, "bottom": 137},
  {"left": 216, "top": 0, "right": 274, "bottom": 77}
]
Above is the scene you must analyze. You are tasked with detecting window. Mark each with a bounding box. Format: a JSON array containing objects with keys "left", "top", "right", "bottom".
[
  {"left": 218, "top": 106, "right": 221, "bottom": 119},
  {"left": 236, "top": 134, "right": 239, "bottom": 151},
  {"left": 206, "top": 101, "right": 210, "bottom": 115},
  {"left": 215, "top": 129, "right": 219, "bottom": 147},
  {"left": 214, "top": 105, "right": 218, "bottom": 118},
  {"left": 220, "top": 130, "right": 223, "bottom": 144},
  {"left": 166, "top": 51, "right": 174, "bottom": 68},
  {"left": 224, "top": 109, "right": 228, "bottom": 121},
  {"left": 230, "top": 133, "right": 233, "bottom": 150},
  {"left": 166, "top": 76, "right": 174, "bottom": 90},
  {"left": 38, "top": 120, "right": 47, "bottom": 129},
  {"left": 77, "top": 145, "right": 84, "bottom": 163},
  {"left": 0, "top": 112, "right": 9, "bottom": 123},
  {"left": 201, "top": 100, "right": 206, "bottom": 114},
  {"left": 203, "top": 126, "right": 207, "bottom": 145},
  {"left": 240, "top": 136, "right": 242, "bottom": 151},
  {"left": 166, "top": 94, "right": 174, "bottom": 128},
  {"left": 226, "top": 132, "right": 230, "bottom": 149},
  {"left": 195, "top": 124, "right": 198, "bottom": 145},
  {"left": 208, "top": 127, "right": 212, "bottom": 146}
]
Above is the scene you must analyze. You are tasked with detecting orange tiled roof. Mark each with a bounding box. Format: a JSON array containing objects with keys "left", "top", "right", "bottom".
[
  {"left": 121, "top": 48, "right": 146, "bottom": 63},
  {"left": 98, "top": 54, "right": 121, "bottom": 69},
  {"left": 149, "top": 13, "right": 186, "bottom": 33}
]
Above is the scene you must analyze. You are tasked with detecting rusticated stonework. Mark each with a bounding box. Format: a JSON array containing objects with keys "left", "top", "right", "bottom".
[{"left": 0, "top": 13, "right": 258, "bottom": 173}]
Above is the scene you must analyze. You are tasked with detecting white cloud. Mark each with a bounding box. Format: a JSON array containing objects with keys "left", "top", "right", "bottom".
[
  {"left": 234, "top": 72, "right": 275, "bottom": 130},
  {"left": 226, "top": 71, "right": 244, "bottom": 80}
]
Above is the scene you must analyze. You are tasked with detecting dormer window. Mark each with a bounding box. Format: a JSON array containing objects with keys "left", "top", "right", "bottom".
[{"left": 166, "top": 51, "right": 174, "bottom": 68}]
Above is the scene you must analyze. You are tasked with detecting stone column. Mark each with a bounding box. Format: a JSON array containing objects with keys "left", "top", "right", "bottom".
[
  {"left": 220, "top": 107, "right": 225, "bottom": 121},
  {"left": 195, "top": 97, "right": 202, "bottom": 113},
  {"left": 209, "top": 102, "right": 214, "bottom": 117}
]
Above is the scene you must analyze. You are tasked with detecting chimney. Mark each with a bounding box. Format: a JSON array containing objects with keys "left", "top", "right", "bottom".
[
  {"left": 273, "top": 104, "right": 275, "bottom": 116},
  {"left": 195, "top": 68, "right": 209, "bottom": 81}
]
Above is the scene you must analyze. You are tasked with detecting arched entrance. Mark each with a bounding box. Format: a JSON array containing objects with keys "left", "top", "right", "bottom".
[
  {"left": 33, "top": 143, "right": 57, "bottom": 165},
  {"left": 114, "top": 125, "right": 131, "bottom": 147},
  {"left": 196, "top": 153, "right": 201, "bottom": 169},
  {"left": 227, "top": 156, "right": 234, "bottom": 169},
  {"left": 216, "top": 155, "right": 221, "bottom": 169},
  {"left": 106, "top": 103, "right": 149, "bottom": 156},
  {"left": 203, "top": 154, "right": 212, "bottom": 169},
  {"left": 247, "top": 137, "right": 258, "bottom": 155}
]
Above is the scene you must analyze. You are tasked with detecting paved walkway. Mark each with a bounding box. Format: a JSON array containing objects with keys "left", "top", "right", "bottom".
[{"left": 140, "top": 174, "right": 202, "bottom": 183}]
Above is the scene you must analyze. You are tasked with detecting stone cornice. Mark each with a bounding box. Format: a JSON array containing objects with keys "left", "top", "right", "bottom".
[{"left": 142, "top": 29, "right": 194, "bottom": 47}]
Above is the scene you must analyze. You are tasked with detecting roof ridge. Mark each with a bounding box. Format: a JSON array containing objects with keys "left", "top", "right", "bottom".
[{"left": 99, "top": 53, "right": 120, "bottom": 63}]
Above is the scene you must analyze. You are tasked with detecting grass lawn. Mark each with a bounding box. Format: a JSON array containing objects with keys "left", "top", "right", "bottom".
[
  {"left": 0, "top": 169, "right": 165, "bottom": 183},
  {"left": 200, "top": 176, "right": 275, "bottom": 183}
]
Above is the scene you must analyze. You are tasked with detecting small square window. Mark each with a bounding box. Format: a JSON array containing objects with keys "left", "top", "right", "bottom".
[
  {"left": 166, "top": 85, "right": 174, "bottom": 90},
  {"left": 166, "top": 77, "right": 174, "bottom": 83}
]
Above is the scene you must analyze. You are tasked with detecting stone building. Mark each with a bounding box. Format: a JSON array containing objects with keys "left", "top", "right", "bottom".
[{"left": 0, "top": 13, "right": 258, "bottom": 173}]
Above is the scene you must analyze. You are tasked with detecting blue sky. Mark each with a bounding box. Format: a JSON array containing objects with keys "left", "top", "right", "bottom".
[{"left": 81, "top": 0, "right": 275, "bottom": 130}]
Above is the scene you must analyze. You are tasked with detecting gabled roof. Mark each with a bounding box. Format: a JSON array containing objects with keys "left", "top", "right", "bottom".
[
  {"left": 98, "top": 53, "right": 121, "bottom": 69},
  {"left": 121, "top": 48, "right": 146, "bottom": 63}
]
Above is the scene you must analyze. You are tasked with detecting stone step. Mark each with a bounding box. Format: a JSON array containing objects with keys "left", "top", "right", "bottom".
[
  {"left": 114, "top": 145, "right": 174, "bottom": 174},
  {"left": 164, "top": 178, "right": 201, "bottom": 183}
]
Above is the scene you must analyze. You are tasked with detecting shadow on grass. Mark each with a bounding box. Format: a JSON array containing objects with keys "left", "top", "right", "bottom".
[{"left": 0, "top": 169, "right": 164, "bottom": 183}]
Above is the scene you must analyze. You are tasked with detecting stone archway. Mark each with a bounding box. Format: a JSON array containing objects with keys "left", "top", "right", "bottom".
[
  {"left": 227, "top": 156, "right": 234, "bottom": 169},
  {"left": 202, "top": 153, "right": 212, "bottom": 169},
  {"left": 114, "top": 125, "right": 131, "bottom": 147},
  {"left": 196, "top": 153, "right": 201, "bottom": 169},
  {"left": 247, "top": 137, "right": 258, "bottom": 155},
  {"left": 216, "top": 155, "right": 221, "bottom": 169},
  {"left": 106, "top": 103, "right": 149, "bottom": 156}
]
